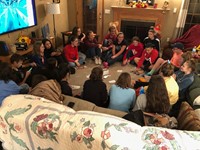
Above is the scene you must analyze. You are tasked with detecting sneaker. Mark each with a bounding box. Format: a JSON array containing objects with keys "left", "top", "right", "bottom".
[
  {"left": 95, "top": 57, "right": 98, "bottom": 64},
  {"left": 98, "top": 58, "right": 102, "bottom": 65},
  {"left": 103, "top": 62, "right": 109, "bottom": 68}
]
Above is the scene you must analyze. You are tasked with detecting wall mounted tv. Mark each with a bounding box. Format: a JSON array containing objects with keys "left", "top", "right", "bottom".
[{"left": 0, "top": 0, "right": 37, "bottom": 35}]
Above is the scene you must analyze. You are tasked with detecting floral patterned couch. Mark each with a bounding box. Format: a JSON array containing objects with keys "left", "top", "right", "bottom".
[{"left": 0, "top": 95, "right": 200, "bottom": 150}]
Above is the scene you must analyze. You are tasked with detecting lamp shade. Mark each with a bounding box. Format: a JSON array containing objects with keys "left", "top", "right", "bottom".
[{"left": 46, "top": 3, "right": 60, "bottom": 14}]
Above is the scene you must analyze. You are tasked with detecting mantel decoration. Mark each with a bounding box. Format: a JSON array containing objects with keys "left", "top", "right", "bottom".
[
  {"left": 126, "top": 0, "right": 154, "bottom": 6},
  {"left": 128, "top": 1, "right": 148, "bottom": 8}
]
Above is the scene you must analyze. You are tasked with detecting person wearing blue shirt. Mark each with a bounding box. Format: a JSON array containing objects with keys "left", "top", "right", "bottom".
[
  {"left": 0, "top": 62, "right": 21, "bottom": 105},
  {"left": 109, "top": 72, "right": 136, "bottom": 112}
]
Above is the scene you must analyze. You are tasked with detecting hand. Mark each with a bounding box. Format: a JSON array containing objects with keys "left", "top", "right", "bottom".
[
  {"left": 25, "top": 71, "right": 31, "bottom": 77},
  {"left": 30, "top": 62, "right": 37, "bottom": 67},
  {"left": 98, "top": 44, "right": 102, "bottom": 48},
  {"left": 111, "top": 55, "right": 116, "bottom": 59}
]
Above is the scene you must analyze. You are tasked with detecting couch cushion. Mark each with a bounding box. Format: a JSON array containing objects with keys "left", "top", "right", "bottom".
[
  {"left": 93, "top": 106, "right": 126, "bottom": 118},
  {"left": 62, "top": 95, "right": 95, "bottom": 111},
  {"left": 177, "top": 102, "right": 200, "bottom": 131}
]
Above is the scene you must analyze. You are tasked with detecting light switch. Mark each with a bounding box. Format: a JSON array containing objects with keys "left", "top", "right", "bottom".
[
  {"left": 173, "top": 8, "right": 177, "bottom": 13},
  {"left": 105, "top": 9, "right": 111, "bottom": 14}
]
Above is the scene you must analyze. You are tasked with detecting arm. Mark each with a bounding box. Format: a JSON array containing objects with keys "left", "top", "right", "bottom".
[
  {"left": 150, "top": 50, "right": 159, "bottom": 64},
  {"left": 137, "top": 51, "right": 146, "bottom": 68},
  {"left": 100, "top": 83, "right": 108, "bottom": 104},
  {"left": 112, "top": 45, "right": 126, "bottom": 59}
]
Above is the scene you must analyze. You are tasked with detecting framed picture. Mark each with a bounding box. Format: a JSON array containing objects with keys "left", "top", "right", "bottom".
[{"left": 53, "top": 0, "right": 60, "bottom": 3}]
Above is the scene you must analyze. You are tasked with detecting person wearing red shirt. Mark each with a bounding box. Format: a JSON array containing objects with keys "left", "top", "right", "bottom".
[
  {"left": 134, "top": 43, "right": 158, "bottom": 73},
  {"left": 63, "top": 35, "right": 85, "bottom": 67},
  {"left": 123, "top": 36, "right": 144, "bottom": 65}
]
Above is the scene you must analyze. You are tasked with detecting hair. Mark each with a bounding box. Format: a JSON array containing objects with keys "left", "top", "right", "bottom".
[
  {"left": 59, "top": 63, "right": 75, "bottom": 75},
  {"left": 181, "top": 51, "right": 192, "bottom": 62},
  {"left": 116, "top": 72, "right": 132, "bottom": 89},
  {"left": 72, "top": 26, "right": 81, "bottom": 36},
  {"left": 33, "top": 41, "right": 43, "bottom": 56},
  {"left": 160, "top": 62, "right": 174, "bottom": 77},
  {"left": 42, "top": 39, "right": 54, "bottom": 50},
  {"left": 185, "top": 59, "right": 196, "bottom": 72},
  {"left": 148, "top": 29, "right": 155, "bottom": 34},
  {"left": 58, "top": 63, "right": 71, "bottom": 81},
  {"left": 132, "top": 36, "right": 140, "bottom": 42},
  {"left": 10, "top": 54, "right": 23, "bottom": 64},
  {"left": 108, "top": 26, "right": 116, "bottom": 32},
  {"left": 89, "top": 67, "right": 103, "bottom": 81},
  {"left": 117, "top": 32, "right": 124, "bottom": 37},
  {"left": 0, "top": 62, "right": 13, "bottom": 83},
  {"left": 86, "top": 30, "right": 94, "bottom": 38},
  {"left": 47, "top": 57, "right": 57, "bottom": 69},
  {"left": 145, "top": 75, "right": 170, "bottom": 114},
  {"left": 68, "top": 35, "right": 78, "bottom": 44},
  {"left": 31, "top": 74, "right": 47, "bottom": 88}
]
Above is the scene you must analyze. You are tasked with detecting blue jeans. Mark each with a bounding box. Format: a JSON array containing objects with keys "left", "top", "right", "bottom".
[
  {"left": 68, "top": 57, "right": 85, "bottom": 67},
  {"left": 87, "top": 47, "right": 101, "bottom": 58},
  {"left": 107, "top": 54, "right": 123, "bottom": 66}
]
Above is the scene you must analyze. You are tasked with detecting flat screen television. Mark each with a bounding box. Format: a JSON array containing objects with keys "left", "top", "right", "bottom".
[{"left": 0, "top": 0, "right": 37, "bottom": 35}]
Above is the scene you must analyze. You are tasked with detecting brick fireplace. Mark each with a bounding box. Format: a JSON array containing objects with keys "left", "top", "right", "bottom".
[{"left": 112, "top": 6, "right": 167, "bottom": 42}]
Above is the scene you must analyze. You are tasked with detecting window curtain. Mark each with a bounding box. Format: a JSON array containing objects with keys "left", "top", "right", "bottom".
[{"left": 173, "top": 0, "right": 190, "bottom": 38}]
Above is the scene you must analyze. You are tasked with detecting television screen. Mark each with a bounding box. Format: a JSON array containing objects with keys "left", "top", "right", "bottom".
[{"left": 0, "top": 0, "right": 37, "bottom": 35}]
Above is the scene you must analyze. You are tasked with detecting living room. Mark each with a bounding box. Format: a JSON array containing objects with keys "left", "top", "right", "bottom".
[{"left": 0, "top": 0, "right": 184, "bottom": 49}]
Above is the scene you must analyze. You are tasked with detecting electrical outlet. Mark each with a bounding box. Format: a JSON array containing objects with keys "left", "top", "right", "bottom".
[{"left": 167, "top": 38, "right": 170, "bottom": 42}]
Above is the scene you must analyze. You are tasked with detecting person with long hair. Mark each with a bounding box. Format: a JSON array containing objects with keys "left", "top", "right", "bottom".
[
  {"left": 82, "top": 67, "right": 108, "bottom": 107},
  {"left": 63, "top": 35, "right": 85, "bottom": 68},
  {"left": 31, "top": 41, "right": 46, "bottom": 68},
  {"left": 109, "top": 72, "right": 136, "bottom": 112},
  {"left": 159, "top": 62, "right": 179, "bottom": 105},
  {"left": 0, "top": 62, "right": 22, "bottom": 105},
  {"left": 103, "top": 32, "right": 127, "bottom": 68},
  {"left": 42, "top": 39, "right": 67, "bottom": 64},
  {"left": 84, "top": 30, "right": 102, "bottom": 64},
  {"left": 69, "top": 26, "right": 86, "bottom": 60},
  {"left": 133, "top": 75, "right": 170, "bottom": 114}
]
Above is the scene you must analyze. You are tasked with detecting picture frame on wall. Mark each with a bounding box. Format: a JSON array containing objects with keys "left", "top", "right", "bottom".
[
  {"left": 53, "top": 0, "right": 60, "bottom": 3},
  {"left": 126, "top": 0, "right": 154, "bottom": 6}
]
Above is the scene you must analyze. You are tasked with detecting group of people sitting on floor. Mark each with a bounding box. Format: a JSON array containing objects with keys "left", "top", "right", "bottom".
[{"left": 0, "top": 25, "right": 199, "bottom": 128}]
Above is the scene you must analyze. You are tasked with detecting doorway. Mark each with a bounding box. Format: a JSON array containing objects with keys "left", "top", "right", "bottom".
[{"left": 75, "top": 0, "right": 104, "bottom": 42}]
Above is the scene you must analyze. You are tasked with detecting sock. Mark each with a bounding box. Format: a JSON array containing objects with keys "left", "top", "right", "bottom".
[{"left": 146, "top": 69, "right": 155, "bottom": 76}]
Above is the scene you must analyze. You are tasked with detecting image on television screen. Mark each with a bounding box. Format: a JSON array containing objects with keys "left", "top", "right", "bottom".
[{"left": 0, "top": 0, "right": 37, "bottom": 35}]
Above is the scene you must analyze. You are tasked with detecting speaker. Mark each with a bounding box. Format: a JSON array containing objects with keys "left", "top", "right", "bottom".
[
  {"left": 31, "top": 31, "right": 36, "bottom": 38},
  {"left": 0, "top": 41, "right": 9, "bottom": 56}
]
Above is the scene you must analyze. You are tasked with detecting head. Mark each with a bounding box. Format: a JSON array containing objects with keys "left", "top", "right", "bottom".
[
  {"left": 171, "top": 42, "right": 184, "bottom": 54},
  {"left": 181, "top": 51, "right": 192, "bottom": 62},
  {"left": 10, "top": 54, "right": 23, "bottom": 68},
  {"left": 132, "top": 36, "right": 140, "bottom": 46},
  {"left": 0, "top": 62, "right": 13, "bottom": 83},
  {"left": 148, "top": 29, "right": 155, "bottom": 39},
  {"left": 86, "top": 30, "right": 95, "bottom": 40},
  {"left": 33, "top": 41, "right": 44, "bottom": 56},
  {"left": 159, "top": 62, "right": 174, "bottom": 77},
  {"left": 180, "top": 59, "right": 196, "bottom": 74},
  {"left": 47, "top": 57, "right": 58, "bottom": 69},
  {"left": 42, "top": 39, "right": 53, "bottom": 50},
  {"left": 116, "top": 72, "right": 132, "bottom": 89},
  {"left": 72, "top": 26, "right": 82, "bottom": 36},
  {"left": 89, "top": 67, "right": 103, "bottom": 81},
  {"left": 59, "top": 64, "right": 71, "bottom": 81},
  {"left": 31, "top": 74, "right": 47, "bottom": 88},
  {"left": 145, "top": 75, "right": 170, "bottom": 114},
  {"left": 108, "top": 26, "right": 117, "bottom": 36},
  {"left": 69, "top": 35, "right": 79, "bottom": 47},
  {"left": 145, "top": 43, "right": 154, "bottom": 54},
  {"left": 117, "top": 32, "right": 124, "bottom": 43}
]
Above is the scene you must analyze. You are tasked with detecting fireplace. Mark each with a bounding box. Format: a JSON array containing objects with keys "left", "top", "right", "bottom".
[
  {"left": 112, "top": 6, "right": 166, "bottom": 43},
  {"left": 121, "top": 20, "right": 155, "bottom": 43}
]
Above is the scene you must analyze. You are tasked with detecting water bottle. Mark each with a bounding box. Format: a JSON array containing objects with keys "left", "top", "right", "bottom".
[{"left": 139, "top": 86, "right": 145, "bottom": 94}]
